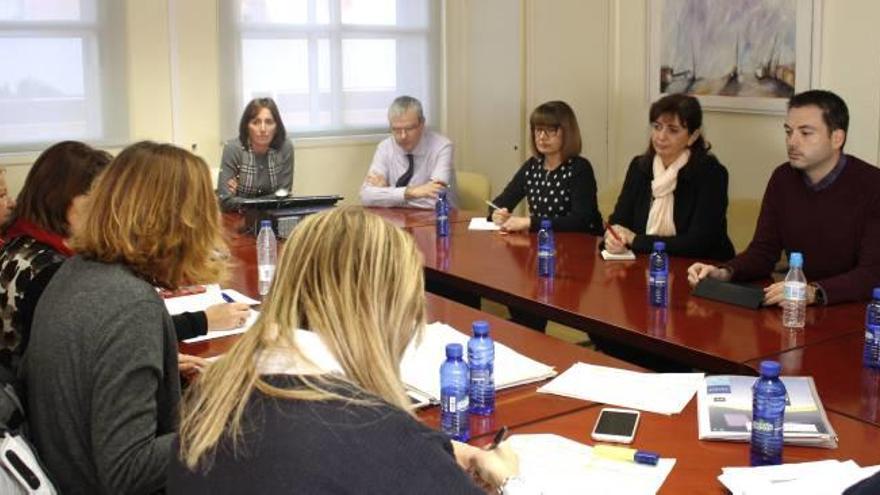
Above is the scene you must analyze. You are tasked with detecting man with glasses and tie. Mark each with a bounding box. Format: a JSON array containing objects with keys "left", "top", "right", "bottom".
[{"left": 360, "top": 96, "right": 456, "bottom": 208}]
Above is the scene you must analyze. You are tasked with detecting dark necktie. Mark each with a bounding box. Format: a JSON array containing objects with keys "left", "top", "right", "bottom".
[{"left": 396, "top": 153, "right": 415, "bottom": 187}]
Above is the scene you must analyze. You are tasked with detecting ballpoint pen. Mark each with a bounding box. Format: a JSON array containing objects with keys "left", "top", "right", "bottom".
[
  {"left": 221, "top": 292, "right": 235, "bottom": 303},
  {"left": 485, "top": 200, "right": 502, "bottom": 211},
  {"left": 487, "top": 426, "right": 509, "bottom": 450},
  {"left": 604, "top": 222, "right": 625, "bottom": 244}
]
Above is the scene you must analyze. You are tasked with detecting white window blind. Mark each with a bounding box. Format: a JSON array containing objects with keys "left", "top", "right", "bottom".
[
  {"left": 220, "top": 0, "right": 440, "bottom": 138},
  {"left": 0, "top": 0, "right": 127, "bottom": 152}
]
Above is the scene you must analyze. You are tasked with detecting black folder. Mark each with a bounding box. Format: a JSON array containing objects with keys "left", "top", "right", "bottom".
[{"left": 692, "top": 278, "right": 764, "bottom": 309}]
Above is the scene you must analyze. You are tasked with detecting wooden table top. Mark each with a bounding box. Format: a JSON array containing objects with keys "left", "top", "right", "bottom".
[
  {"left": 513, "top": 400, "right": 880, "bottom": 494},
  {"left": 745, "top": 334, "right": 880, "bottom": 427},
  {"left": 182, "top": 225, "right": 646, "bottom": 442},
  {"left": 365, "top": 206, "right": 484, "bottom": 229},
  {"left": 408, "top": 221, "right": 866, "bottom": 374}
]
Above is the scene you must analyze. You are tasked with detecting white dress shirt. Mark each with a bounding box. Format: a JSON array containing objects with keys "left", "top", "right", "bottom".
[{"left": 359, "top": 130, "right": 457, "bottom": 209}]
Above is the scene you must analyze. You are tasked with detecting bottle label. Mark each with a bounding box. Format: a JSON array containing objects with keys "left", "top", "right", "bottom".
[
  {"left": 447, "top": 395, "right": 469, "bottom": 412},
  {"left": 784, "top": 282, "right": 806, "bottom": 301}
]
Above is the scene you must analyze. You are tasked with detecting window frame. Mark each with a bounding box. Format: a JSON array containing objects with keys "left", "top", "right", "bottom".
[
  {"left": 220, "top": 0, "right": 442, "bottom": 140},
  {"left": 0, "top": 0, "right": 128, "bottom": 154}
]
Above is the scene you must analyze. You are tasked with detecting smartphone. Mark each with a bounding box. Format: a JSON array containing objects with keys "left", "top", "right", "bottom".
[{"left": 591, "top": 407, "right": 640, "bottom": 444}]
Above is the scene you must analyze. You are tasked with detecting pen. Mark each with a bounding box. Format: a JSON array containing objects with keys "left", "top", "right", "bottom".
[
  {"left": 485, "top": 200, "right": 502, "bottom": 211},
  {"left": 604, "top": 222, "right": 624, "bottom": 244},
  {"left": 487, "top": 426, "right": 509, "bottom": 450},
  {"left": 221, "top": 292, "right": 235, "bottom": 303},
  {"left": 592, "top": 444, "right": 659, "bottom": 466}
]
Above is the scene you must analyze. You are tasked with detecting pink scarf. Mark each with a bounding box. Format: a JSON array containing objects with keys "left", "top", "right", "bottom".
[{"left": 646, "top": 150, "right": 690, "bottom": 236}]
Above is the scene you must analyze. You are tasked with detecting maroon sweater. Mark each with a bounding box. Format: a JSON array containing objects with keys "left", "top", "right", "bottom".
[{"left": 727, "top": 155, "right": 880, "bottom": 305}]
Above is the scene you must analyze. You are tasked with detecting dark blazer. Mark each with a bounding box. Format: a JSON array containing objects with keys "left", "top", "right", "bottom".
[{"left": 608, "top": 152, "right": 735, "bottom": 260}]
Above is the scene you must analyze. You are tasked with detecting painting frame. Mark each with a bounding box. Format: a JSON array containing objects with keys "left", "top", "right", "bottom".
[{"left": 647, "top": 0, "right": 822, "bottom": 115}]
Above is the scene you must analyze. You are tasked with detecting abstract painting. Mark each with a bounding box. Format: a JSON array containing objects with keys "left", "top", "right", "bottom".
[{"left": 648, "top": 0, "right": 820, "bottom": 113}]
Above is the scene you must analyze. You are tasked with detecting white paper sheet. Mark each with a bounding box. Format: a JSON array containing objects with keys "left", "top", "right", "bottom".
[
  {"left": 718, "top": 460, "right": 880, "bottom": 495},
  {"left": 537, "top": 362, "right": 703, "bottom": 415},
  {"left": 164, "top": 284, "right": 261, "bottom": 343},
  {"left": 468, "top": 217, "right": 501, "bottom": 231},
  {"left": 508, "top": 434, "right": 676, "bottom": 495},
  {"left": 399, "top": 322, "right": 556, "bottom": 400}
]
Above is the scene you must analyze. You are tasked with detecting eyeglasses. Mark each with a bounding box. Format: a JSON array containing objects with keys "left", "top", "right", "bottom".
[
  {"left": 533, "top": 126, "right": 560, "bottom": 138},
  {"left": 390, "top": 123, "right": 422, "bottom": 136}
]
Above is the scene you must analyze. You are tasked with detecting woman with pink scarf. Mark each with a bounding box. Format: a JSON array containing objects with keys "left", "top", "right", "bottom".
[{"left": 604, "top": 94, "right": 735, "bottom": 261}]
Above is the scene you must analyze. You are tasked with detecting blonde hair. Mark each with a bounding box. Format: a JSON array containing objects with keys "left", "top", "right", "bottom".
[
  {"left": 71, "top": 141, "right": 227, "bottom": 288},
  {"left": 178, "top": 207, "right": 426, "bottom": 470}
]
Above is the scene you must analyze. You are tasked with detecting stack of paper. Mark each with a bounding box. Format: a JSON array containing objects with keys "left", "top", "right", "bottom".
[
  {"left": 696, "top": 375, "right": 838, "bottom": 448},
  {"left": 400, "top": 322, "right": 557, "bottom": 402},
  {"left": 601, "top": 249, "right": 636, "bottom": 260},
  {"left": 718, "top": 460, "right": 880, "bottom": 495},
  {"left": 508, "top": 434, "right": 676, "bottom": 495},
  {"left": 163, "top": 284, "right": 261, "bottom": 343},
  {"left": 468, "top": 217, "right": 501, "bottom": 231},
  {"left": 536, "top": 363, "right": 703, "bottom": 415}
]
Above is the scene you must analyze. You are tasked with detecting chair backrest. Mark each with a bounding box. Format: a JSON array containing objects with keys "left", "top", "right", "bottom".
[
  {"left": 455, "top": 171, "right": 490, "bottom": 211},
  {"left": 727, "top": 197, "right": 761, "bottom": 253}
]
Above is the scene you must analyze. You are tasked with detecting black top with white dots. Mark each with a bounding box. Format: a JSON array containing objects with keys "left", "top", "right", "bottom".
[{"left": 489, "top": 155, "right": 603, "bottom": 234}]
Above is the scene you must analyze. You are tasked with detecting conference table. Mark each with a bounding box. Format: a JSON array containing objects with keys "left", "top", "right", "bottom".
[{"left": 188, "top": 208, "right": 880, "bottom": 493}]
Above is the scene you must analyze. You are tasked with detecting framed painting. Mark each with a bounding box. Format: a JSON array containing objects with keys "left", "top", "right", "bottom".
[{"left": 648, "top": 0, "right": 822, "bottom": 114}]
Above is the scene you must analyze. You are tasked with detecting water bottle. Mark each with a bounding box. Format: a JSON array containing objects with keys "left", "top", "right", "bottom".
[
  {"left": 537, "top": 219, "right": 555, "bottom": 278},
  {"left": 468, "top": 320, "right": 495, "bottom": 416},
  {"left": 648, "top": 241, "right": 669, "bottom": 307},
  {"left": 256, "top": 220, "right": 277, "bottom": 296},
  {"left": 750, "top": 360, "right": 787, "bottom": 466},
  {"left": 863, "top": 287, "right": 880, "bottom": 368},
  {"left": 436, "top": 189, "right": 450, "bottom": 237},
  {"left": 440, "top": 343, "right": 469, "bottom": 441},
  {"left": 782, "top": 252, "right": 806, "bottom": 329}
]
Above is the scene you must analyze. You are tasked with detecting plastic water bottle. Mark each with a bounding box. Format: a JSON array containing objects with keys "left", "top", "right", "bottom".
[
  {"left": 537, "top": 219, "right": 555, "bottom": 278},
  {"left": 440, "top": 343, "right": 470, "bottom": 441},
  {"left": 782, "top": 252, "right": 806, "bottom": 329},
  {"left": 864, "top": 287, "right": 880, "bottom": 368},
  {"left": 750, "top": 360, "right": 787, "bottom": 466},
  {"left": 468, "top": 321, "right": 495, "bottom": 416},
  {"left": 648, "top": 241, "right": 669, "bottom": 307},
  {"left": 436, "top": 189, "right": 449, "bottom": 237},
  {"left": 256, "top": 220, "right": 277, "bottom": 296}
]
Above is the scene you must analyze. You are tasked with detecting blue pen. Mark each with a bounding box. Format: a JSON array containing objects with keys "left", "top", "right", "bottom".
[{"left": 221, "top": 292, "right": 235, "bottom": 303}]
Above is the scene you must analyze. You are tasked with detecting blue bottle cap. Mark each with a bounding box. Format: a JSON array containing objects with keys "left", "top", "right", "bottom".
[
  {"left": 653, "top": 241, "right": 665, "bottom": 252},
  {"left": 759, "top": 360, "right": 781, "bottom": 378},
  {"left": 789, "top": 252, "right": 803, "bottom": 268},
  {"left": 873, "top": 287, "right": 880, "bottom": 300},
  {"left": 445, "top": 343, "right": 463, "bottom": 358},
  {"left": 540, "top": 218, "right": 552, "bottom": 229},
  {"left": 260, "top": 220, "right": 272, "bottom": 227},
  {"left": 472, "top": 320, "right": 490, "bottom": 336}
]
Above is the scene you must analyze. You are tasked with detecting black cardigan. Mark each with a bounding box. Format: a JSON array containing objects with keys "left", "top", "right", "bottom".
[
  {"left": 168, "top": 375, "right": 482, "bottom": 494},
  {"left": 489, "top": 155, "right": 603, "bottom": 234},
  {"left": 608, "top": 152, "right": 735, "bottom": 260}
]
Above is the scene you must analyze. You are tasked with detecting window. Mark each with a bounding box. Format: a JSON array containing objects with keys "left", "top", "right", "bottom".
[
  {"left": 0, "top": 0, "right": 127, "bottom": 152},
  {"left": 221, "top": 0, "right": 440, "bottom": 138}
]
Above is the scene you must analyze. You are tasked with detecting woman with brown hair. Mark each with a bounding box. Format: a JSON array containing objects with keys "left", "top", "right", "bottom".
[
  {"left": 170, "top": 207, "right": 524, "bottom": 494},
  {"left": 0, "top": 142, "right": 246, "bottom": 378},
  {"left": 604, "top": 93, "right": 734, "bottom": 259},
  {"left": 217, "top": 97, "right": 294, "bottom": 210},
  {"left": 22, "top": 141, "right": 228, "bottom": 494},
  {"left": 489, "top": 100, "right": 603, "bottom": 234}
]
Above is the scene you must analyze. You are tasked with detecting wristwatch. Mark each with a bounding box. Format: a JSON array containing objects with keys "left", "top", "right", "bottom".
[{"left": 811, "top": 283, "right": 827, "bottom": 306}]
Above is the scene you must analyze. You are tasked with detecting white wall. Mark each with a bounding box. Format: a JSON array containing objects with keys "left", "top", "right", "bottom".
[{"left": 2, "top": 0, "right": 878, "bottom": 207}]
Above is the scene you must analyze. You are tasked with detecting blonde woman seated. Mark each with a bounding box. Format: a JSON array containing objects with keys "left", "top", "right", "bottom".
[{"left": 170, "top": 208, "right": 526, "bottom": 494}]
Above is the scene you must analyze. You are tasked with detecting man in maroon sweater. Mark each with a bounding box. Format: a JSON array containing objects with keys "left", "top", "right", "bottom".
[{"left": 688, "top": 90, "right": 880, "bottom": 305}]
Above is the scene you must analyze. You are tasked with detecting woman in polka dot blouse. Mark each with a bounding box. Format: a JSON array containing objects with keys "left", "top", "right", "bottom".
[{"left": 489, "top": 101, "right": 603, "bottom": 235}]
